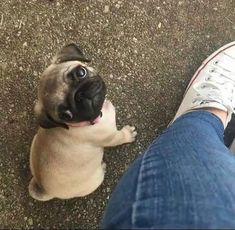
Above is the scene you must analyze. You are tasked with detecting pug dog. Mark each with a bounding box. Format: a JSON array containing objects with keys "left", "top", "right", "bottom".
[{"left": 29, "top": 44, "right": 137, "bottom": 201}]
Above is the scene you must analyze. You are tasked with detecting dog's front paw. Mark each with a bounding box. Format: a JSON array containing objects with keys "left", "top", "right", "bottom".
[{"left": 121, "top": 125, "right": 137, "bottom": 143}]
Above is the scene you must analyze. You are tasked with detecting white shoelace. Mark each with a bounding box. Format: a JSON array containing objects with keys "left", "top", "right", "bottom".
[{"left": 193, "top": 55, "right": 235, "bottom": 115}]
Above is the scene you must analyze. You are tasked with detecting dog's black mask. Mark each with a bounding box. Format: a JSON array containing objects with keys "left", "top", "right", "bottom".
[{"left": 58, "top": 65, "right": 106, "bottom": 124}]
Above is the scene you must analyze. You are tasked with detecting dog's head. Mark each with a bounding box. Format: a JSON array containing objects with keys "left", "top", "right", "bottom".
[{"left": 35, "top": 44, "right": 106, "bottom": 129}]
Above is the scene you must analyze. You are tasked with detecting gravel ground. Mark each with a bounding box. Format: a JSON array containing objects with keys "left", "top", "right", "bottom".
[{"left": 0, "top": 0, "right": 234, "bottom": 228}]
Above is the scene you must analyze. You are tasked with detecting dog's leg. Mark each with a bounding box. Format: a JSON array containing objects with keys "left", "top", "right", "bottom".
[
  {"left": 29, "top": 178, "right": 53, "bottom": 201},
  {"left": 103, "top": 125, "right": 137, "bottom": 147}
]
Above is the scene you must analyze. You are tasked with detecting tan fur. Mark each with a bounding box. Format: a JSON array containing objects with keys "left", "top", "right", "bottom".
[
  {"left": 30, "top": 100, "right": 136, "bottom": 200},
  {"left": 29, "top": 50, "right": 137, "bottom": 201}
]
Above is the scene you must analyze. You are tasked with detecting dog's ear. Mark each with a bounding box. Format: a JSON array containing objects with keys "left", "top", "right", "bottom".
[
  {"left": 52, "top": 43, "right": 91, "bottom": 64},
  {"left": 37, "top": 112, "right": 69, "bottom": 129},
  {"left": 34, "top": 101, "right": 68, "bottom": 129}
]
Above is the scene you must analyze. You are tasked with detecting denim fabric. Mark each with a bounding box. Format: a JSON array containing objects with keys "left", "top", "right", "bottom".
[{"left": 101, "top": 111, "right": 235, "bottom": 229}]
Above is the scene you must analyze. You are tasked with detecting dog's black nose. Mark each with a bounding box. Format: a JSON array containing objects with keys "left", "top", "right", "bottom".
[
  {"left": 75, "top": 80, "right": 102, "bottom": 101},
  {"left": 86, "top": 81, "right": 102, "bottom": 96}
]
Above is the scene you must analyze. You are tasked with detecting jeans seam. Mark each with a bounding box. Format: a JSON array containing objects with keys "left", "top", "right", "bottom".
[{"left": 131, "top": 145, "right": 152, "bottom": 226}]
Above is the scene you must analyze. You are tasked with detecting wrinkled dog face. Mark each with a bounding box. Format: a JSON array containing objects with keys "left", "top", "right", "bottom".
[{"left": 35, "top": 44, "right": 106, "bottom": 129}]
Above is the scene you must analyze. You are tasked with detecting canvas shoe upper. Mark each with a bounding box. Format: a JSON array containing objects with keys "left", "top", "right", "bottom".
[{"left": 171, "top": 41, "right": 235, "bottom": 127}]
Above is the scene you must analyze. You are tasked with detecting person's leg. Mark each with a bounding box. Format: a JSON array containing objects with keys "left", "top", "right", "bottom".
[
  {"left": 101, "top": 111, "right": 235, "bottom": 229},
  {"left": 101, "top": 41, "right": 235, "bottom": 228}
]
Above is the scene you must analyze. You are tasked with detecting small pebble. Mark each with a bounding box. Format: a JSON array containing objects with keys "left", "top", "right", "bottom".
[
  {"left": 115, "top": 4, "right": 121, "bottom": 9},
  {"left": 133, "top": 37, "right": 138, "bottom": 42},
  {"left": 23, "top": 42, "right": 28, "bottom": 47},
  {"left": 104, "top": 5, "right": 109, "bottom": 13},
  {"left": 28, "top": 218, "right": 33, "bottom": 226}
]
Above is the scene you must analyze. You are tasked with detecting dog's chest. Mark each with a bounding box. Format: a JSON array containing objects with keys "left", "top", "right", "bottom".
[{"left": 101, "top": 100, "right": 116, "bottom": 126}]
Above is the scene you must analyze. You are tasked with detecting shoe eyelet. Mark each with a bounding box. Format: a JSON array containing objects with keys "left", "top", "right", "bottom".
[
  {"left": 213, "top": 60, "right": 219, "bottom": 65},
  {"left": 209, "top": 68, "right": 215, "bottom": 73}
]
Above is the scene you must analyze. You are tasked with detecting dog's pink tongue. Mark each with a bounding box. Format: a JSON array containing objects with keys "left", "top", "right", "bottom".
[{"left": 93, "top": 116, "right": 101, "bottom": 124}]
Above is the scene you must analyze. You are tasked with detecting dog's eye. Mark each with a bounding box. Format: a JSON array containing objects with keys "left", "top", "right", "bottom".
[
  {"left": 59, "top": 110, "right": 73, "bottom": 121},
  {"left": 77, "top": 67, "right": 87, "bottom": 78},
  {"left": 69, "top": 66, "right": 87, "bottom": 80}
]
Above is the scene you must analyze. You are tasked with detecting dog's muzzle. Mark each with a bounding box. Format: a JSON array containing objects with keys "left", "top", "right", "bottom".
[
  {"left": 75, "top": 79, "right": 103, "bottom": 100},
  {"left": 68, "top": 77, "right": 106, "bottom": 122}
]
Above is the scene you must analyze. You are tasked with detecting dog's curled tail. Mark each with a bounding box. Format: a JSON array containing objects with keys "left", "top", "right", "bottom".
[{"left": 29, "top": 178, "right": 53, "bottom": 201}]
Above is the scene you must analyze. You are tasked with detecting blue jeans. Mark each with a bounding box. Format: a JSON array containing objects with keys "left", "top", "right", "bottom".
[{"left": 101, "top": 111, "right": 235, "bottom": 229}]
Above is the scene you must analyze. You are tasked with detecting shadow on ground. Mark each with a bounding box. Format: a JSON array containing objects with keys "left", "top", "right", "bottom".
[{"left": 0, "top": 0, "right": 234, "bottom": 228}]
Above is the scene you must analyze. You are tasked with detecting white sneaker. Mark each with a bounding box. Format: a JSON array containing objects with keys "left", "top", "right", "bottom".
[{"left": 170, "top": 41, "right": 235, "bottom": 127}]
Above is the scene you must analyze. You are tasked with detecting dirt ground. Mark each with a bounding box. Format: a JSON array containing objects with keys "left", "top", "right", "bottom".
[{"left": 0, "top": 0, "right": 234, "bottom": 228}]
